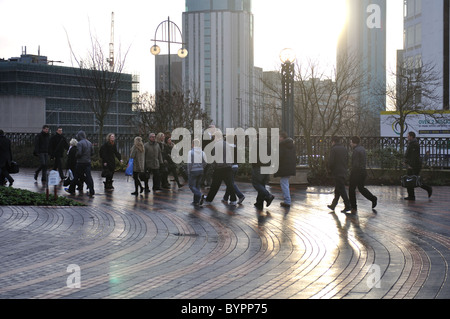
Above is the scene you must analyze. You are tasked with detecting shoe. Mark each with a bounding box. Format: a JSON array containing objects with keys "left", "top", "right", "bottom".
[
  {"left": 221, "top": 199, "right": 228, "bottom": 204},
  {"left": 131, "top": 191, "right": 138, "bottom": 196},
  {"left": 404, "top": 197, "right": 415, "bottom": 201},
  {"left": 427, "top": 188, "right": 433, "bottom": 198},
  {"left": 64, "top": 187, "right": 75, "bottom": 195},
  {"left": 327, "top": 205, "right": 335, "bottom": 211},
  {"left": 229, "top": 201, "right": 237, "bottom": 206},
  {"left": 238, "top": 196, "right": 245, "bottom": 205},
  {"left": 254, "top": 203, "right": 263, "bottom": 210},
  {"left": 341, "top": 207, "right": 352, "bottom": 214},
  {"left": 265, "top": 194, "right": 275, "bottom": 207},
  {"left": 144, "top": 188, "right": 151, "bottom": 193},
  {"left": 280, "top": 202, "right": 291, "bottom": 208},
  {"left": 372, "top": 197, "right": 378, "bottom": 209},
  {"left": 199, "top": 195, "right": 205, "bottom": 205},
  {"left": 140, "top": 185, "right": 144, "bottom": 193}
]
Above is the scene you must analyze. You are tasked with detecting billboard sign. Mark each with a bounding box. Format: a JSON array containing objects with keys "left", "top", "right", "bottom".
[{"left": 380, "top": 111, "right": 450, "bottom": 138}]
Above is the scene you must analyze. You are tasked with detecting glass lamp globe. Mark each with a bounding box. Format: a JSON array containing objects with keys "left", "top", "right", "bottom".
[
  {"left": 178, "top": 48, "right": 188, "bottom": 58},
  {"left": 279, "top": 48, "right": 296, "bottom": 64},
  {"left": 151, "top": 45, "right": 161, "bottom": 56}
]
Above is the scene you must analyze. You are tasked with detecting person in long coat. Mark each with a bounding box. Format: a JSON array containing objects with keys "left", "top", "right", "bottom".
[
  {"left": 49, "top": 126, "right": 69, "bottom": 180},
  {"left": 404, "top": 131, "right": 432, "bottom": 200},
  {"left": 143, "top": 133, "right": 164, "bottom": 192},
  {"left": 0, "top": 130, "right": 14, "bottom": 186},
  {"left": 130, "top": 136, "right": 145, "bottom": 195},
  {"left": 33, "top": 125, "right": 50, "bottom": 183},
  {"left": 99, "top": 133, "right": 122, "bottom": 190},
  {"left": 327, "top": 136, "right": 351, "bottom": 213},
  {"left": 274, "top": 132, "right": 297, "bottom": 207}
]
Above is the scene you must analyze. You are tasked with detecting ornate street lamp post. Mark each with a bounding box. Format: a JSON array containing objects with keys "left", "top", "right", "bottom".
[
  {"left": 280, "top": 48, "right": 296, "bottom": 138},
  {"left": 151, "top": 17, "right": 188, "bottom": 129}
]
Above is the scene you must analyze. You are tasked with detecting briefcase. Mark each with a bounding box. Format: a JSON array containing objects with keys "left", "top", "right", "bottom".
[{"left": 401, "top": 175, "right": 422, "bottom": 188}]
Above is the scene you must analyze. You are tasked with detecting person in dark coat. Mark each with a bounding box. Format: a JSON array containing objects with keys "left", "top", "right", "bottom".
[
  {"left": 65, "top": 131, "right": 95, "bottom": 196},
  {"left": 99, "top": 133, "right": 122, "bottom": 190},
  {"left": 49, "top": 126, "right": 69, "bottom": 180},
  {"left": 66, "top": 138, "right": 83, "bottom": 191},
  {"left": 404, "top": 131, "right": 432, "bottom": 200},
  {"left": 274, "top": 132, "right": 296, "bottom": 207},
  {"left": 252, "top": 133, "right": 275, "bottom": 211},
  {"left": 33, "top": 125, "right": 50, "bottom": 183},
  {"left": 0, "top": 130, "right": 14, "bottom": 187},
  {"left": 327, "top": 136, "right": 351, "bottom": 213},
  {"left": 349, "top": 136, "right": 377, "bottom": 212}
]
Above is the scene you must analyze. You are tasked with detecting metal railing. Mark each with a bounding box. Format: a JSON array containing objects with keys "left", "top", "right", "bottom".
[{"left": 6, "top": 133, "right": 450, "bottom": 169}]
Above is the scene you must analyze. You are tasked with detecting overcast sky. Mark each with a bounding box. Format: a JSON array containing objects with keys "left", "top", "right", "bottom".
[{"left": 0, "top": 0, "right": 404, "bottom": 94}]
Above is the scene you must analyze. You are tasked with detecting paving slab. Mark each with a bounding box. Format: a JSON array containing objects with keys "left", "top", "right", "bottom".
[{"left": 0, "top": 168, "right": 449, "bottom": 300}]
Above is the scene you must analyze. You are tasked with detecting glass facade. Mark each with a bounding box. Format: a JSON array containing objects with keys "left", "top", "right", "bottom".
[
  {"left": 186, "top": 0, "right": 251, "bottom": 12},
  {"left": 0, "top": 61, "right": 138, "bottom": 136}
]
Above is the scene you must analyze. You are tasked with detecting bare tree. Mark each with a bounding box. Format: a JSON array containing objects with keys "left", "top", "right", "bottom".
[
  {"left": 66, "top": 26, "right": 130, "bottom": 141},
  {"left": 135, "top": 91, "right": 211, "bottom": 136},
  {"left": 385, "top": 59, "right": 441, "bottom": 153}
]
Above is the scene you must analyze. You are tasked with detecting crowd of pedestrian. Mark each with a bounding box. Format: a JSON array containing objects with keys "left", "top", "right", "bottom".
[{"left": 0, "top": 125, "right": 434, "bottom": 213}]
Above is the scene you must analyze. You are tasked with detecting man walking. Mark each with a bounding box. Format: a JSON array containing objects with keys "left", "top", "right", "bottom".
[
  {"left": 33, "top": 125, "right": 50, "bottom": 183},
  {"left": 144, "top": 133, "right": 164, "bottom": 193},
  {"left": 327, "top": 136, "right": 351, "bottom": 213},
  {"left": 204, "top": 132, "right": 237, "bottom": 206},
  {"left": 49, "top": 126, "right": 69, "bottom": 180},
  {"left": 0, "top": 130, "right": 14, "bottom": 187},
  {"left": 274, "top": 132, "right": 296, "bottom": 207},
  {"left": 252, "top": 133, "right": 275, "bottom": 211},
  {"left": 404, "top": 132, "right": 432, "bottom": 200},
  {"left": 65, "top": 131, "right": 95, "bottom": 196},
  {"left": 349, "top": 136, "right": 377, "bottom": 213},
  {"left": 187, "top": 139, "right": 207, "bottom": 207}
]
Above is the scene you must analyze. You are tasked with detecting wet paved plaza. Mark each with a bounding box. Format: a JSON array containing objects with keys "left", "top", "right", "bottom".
[{"left": 0, "top": 169, "right": 449, "bottom": 300}]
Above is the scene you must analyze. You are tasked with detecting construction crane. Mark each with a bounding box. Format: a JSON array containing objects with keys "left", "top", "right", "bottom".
[{"left": 107, "top": 12, "right": 114, "bottom": 71}]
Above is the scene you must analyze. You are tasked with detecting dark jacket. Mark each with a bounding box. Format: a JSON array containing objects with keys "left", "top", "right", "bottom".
[
  {"left": 351, "top": 145, "right": 367, "bottom": 174},
  {"left": 34, "top": 130, "right": 50, "bottom": 155},
  {"left": 75, "top": 131, "right": 93, "bottom": 164},
  {"left": 328, "top": 143, "right": 348, "bottom": 178},
  {"left": 405, "top": 138, "right": 422, "bottom": 170},
  {"left": 274, "top": 137, "right": 296, "bottom": 177},
  {"left": 99, "top": 141, "right": 121, "bottom": 170},
  {"left": 0, "top": 133, "right": 12, "bottom": 168},
  {"left": 49, "top": 133, "right": 68, "bottom": 158},
  {"left": 67, "top": 146, "right": 77, "bottom": 172}
]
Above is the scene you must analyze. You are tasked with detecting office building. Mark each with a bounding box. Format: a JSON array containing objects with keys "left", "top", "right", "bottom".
[
  {"left": 337, "top": 0, "right": 387, "bottom": 121},
  {"left": 182, "top": 0, "right": 254, "bottom": 129},
  {"left": 0, "top": 49, "right": 139, "bottom": 136},
  {"left": 402, "top": 0, "right": 450, "bottom": 110}
]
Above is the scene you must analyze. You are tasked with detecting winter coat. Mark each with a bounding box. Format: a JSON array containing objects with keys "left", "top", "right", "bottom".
[
  {"left": 328, "top": 143, "right": 348, "bottom": 178},
  {"left": 187, "top": 147, "right": 207, "bottom": 174},
  {"left": 0, "top": 134, "right": 12, "bottom": 168},
  {"left": 405, "top": 138, "right": 422, "bottom": 170},
  {"left": 34, "top": 130, "right": 49, "bottom": 155},
  {"left": 351, "top": 145, "right": 367, "bottom": 174},
  {"left": 130, "top": 145, "right": 145, "bottom": 173},
  {"left": 274, "top": 138, "right": 297, "bottom": 178},
  {"left": 67, "top": 146, "right": 77, "bottom": 172},
  {"left": 49, "top": 133, "right": 68, "bottom": 158},
  {"left": 99, "top": 141, "right": 121, "bottom": 171},
  {"left": 75, "top": 131, "right": 94, "bottom": 164},
  {"left": 144, "top": 141, "right": 163, "bottom": 170}
]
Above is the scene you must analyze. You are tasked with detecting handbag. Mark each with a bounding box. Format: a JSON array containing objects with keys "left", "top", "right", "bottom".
[
  {"left": 63, "top": 169, "right": 74, "bottom": 186},
  {"left": 125, "top": 158, "right": 134, "bottom": 176},
  {"left": 401, "top": 175, "right": 422, "bottom": 188},
  {"left": 7, "top": 161, "right": 19, "bottom": 174}
]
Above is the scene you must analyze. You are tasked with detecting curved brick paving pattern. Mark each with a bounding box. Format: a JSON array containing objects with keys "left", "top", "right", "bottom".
[{"left": 0, "top": 169, "right": 449, "bottom": 299}]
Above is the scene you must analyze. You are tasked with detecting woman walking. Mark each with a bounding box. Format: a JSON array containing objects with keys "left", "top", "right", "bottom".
[
  {"left": 130, "top": 136, "right": 145, "bottom": 196},
  {"left": 99, "top": 133, "right": 122, "bottom": 190}
]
